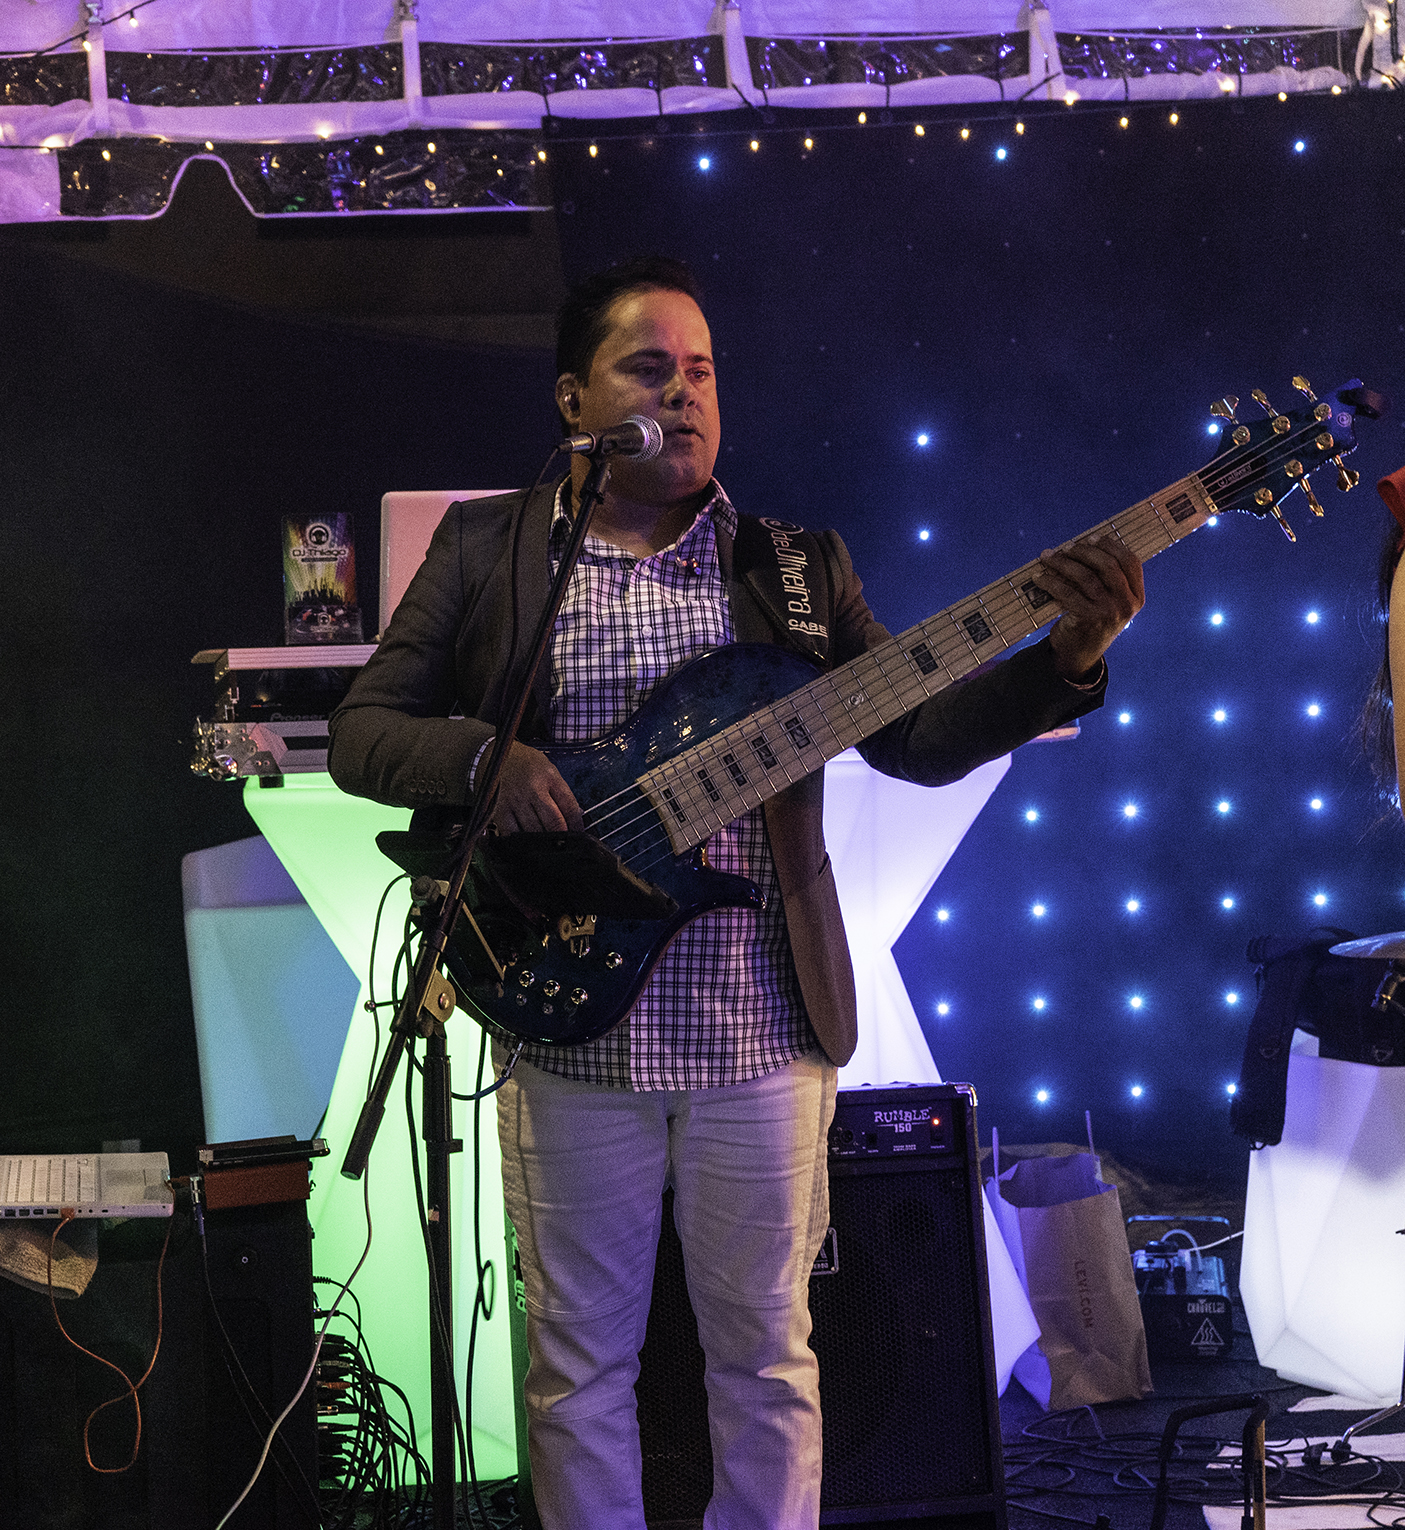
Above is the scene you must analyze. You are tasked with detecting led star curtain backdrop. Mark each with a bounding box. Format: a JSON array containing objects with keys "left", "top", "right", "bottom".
[
  {"left": 2, "top": 86, "right": 1404, "bottom": 1189},
  {"left": 547, "top": 95, "right": 1405, "bottom": 1182}
]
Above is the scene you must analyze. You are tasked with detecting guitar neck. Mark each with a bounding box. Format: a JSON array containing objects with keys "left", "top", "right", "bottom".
[{"left": 641, "top": 470, "right": 1217, "bottom": 853}]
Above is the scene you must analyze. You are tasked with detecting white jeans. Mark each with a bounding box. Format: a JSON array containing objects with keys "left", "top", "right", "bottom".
[{"left": 497, "top": 1049, "right": 838, "bottom": 1530}]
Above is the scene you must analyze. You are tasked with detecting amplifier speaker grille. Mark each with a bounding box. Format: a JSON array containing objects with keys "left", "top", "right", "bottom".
[{"left": 812, "top": 1163, "right": 993, "bottom": 1509}]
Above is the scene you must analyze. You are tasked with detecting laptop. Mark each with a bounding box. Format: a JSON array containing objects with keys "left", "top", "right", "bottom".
[
  {"left": 379, "top": 490, "right": 505, "bottom": 635},
  {"left": 0, "top": 1153, "right": 174, "bottom": 1218}
]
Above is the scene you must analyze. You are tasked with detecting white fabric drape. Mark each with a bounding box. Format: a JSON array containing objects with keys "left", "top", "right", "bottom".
[
  {"left": 1, "top": 0, "right": 1393, "bottom": 193},
  {"left": 1, "top": 0, "right": 1368, "bottom": 50}
]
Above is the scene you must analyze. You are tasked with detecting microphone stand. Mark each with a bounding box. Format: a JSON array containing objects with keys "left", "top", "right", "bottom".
[{"left": 340, "top": 445, "right": 616, "bottom": 1530}]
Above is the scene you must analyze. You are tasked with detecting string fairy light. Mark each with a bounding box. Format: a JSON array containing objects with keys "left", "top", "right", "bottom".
[{"left": 27, "top": 0, "right": 161, "bottom": 57}]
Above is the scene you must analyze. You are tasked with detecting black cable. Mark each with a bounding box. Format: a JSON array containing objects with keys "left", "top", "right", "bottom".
[
  {"left": 1004, "top": 1416, "right": 1405, "bottom": 1525},
  {"left": 29, "top": 0, "right": 162, "bottom": 58},
  {"left": 313, "top": 1289, "right": 434, "bottom": 1526},
  {"left": 464, "top": 1025, "right": 497, "bottom": 1527},
  {"left": 1007, "top": 1502, "right": 1111, "bottom": 1526},
  {"left": 214, "top": 1176, "right": 374, "bottom": 1528},
  {"left": 365, "top": 872, "right": 412, "bottom": 1091},
  {"left": 451, "top": 1042, "right": 522, "bottom": 1102}
]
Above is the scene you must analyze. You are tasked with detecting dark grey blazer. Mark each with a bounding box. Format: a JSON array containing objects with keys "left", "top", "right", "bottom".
[{"left": 327, "top": 478, "right": 1104, "bottom": 1065}]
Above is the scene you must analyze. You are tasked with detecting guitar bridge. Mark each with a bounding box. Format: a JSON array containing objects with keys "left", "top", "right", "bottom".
[{"left": 557, "top": 913, "right": 597, "bottom": 958}]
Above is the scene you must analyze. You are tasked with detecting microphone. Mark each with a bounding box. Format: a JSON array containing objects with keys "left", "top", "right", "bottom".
[{"left": 562, "top": 414, "right": 665, "bottom": 462}]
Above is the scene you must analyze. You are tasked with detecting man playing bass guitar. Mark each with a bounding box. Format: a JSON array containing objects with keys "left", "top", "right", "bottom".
[{"left": 328, "top": 256, "right": 1144, "bottom": 1530}]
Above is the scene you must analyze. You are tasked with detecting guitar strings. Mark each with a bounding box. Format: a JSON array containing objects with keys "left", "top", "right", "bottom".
[
  {"left": 589, "top": 500, "right": 1168, "bottom": 867},
  {"left": 593, "top": 495, "right": 1181, "bottom": 868},
  {"left": 570, "top": 416, "right": 1332, "bottom": 874},
  {"left": 589, "top": 478, "right": 1221, "bottom": 864}
]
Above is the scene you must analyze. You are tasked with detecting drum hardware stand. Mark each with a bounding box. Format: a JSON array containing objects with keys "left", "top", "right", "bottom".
[{"left": 341, "top": 445, "right": 616, "bottom": 1530}]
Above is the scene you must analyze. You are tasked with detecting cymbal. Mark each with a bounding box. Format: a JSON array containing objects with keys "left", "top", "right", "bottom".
[{"left": 1330, "top": 931, "right": 1405, "bottom": 960}]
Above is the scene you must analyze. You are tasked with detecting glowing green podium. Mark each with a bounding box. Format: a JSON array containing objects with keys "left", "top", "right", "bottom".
[{"left": 241, "top": 773, "right": 518, "bottom": 1479}]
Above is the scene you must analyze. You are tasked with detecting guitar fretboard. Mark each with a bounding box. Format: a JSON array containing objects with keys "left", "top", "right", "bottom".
[{"left": 636, "top": 471, "right": 1217, "bottom": 855}]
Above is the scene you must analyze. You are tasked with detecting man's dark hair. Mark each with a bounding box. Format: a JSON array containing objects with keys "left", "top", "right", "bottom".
[{"left": 555, "top": 255, "right": 704, "bottom": 382}]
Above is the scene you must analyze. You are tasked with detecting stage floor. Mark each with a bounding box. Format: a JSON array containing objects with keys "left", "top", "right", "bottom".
[
  {"left": 1000, "top": 1308, "right": 1405, "bottom": 1530},
  {"left": 995, "top": 1163, "right": 1404, "bottom": 1530}
]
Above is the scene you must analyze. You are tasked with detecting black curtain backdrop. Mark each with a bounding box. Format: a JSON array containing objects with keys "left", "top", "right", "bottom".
[
  {"left": 2, "top": 89, "right": 1403, "bottom": 1184},
  {"left": 0, "top": 225, "right": 556, "bottom": 1166}
]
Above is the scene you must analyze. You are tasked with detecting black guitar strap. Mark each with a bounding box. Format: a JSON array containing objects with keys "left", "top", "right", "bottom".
[{"left": 731, "top": 514, "right": 833, "bottom": 667}]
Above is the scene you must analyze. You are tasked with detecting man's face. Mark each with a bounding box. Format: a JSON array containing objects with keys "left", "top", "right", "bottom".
[{"left": 559, "top": 286, "right": 721, "bottom": 508}]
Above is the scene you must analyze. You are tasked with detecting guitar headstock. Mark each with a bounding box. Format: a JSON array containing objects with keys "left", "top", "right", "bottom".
[{"left": 1202, "top": 377, "right": 1389, "bottom": 540}]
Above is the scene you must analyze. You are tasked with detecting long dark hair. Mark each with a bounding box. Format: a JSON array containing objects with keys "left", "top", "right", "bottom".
[{"left": 1360, "top": 516, "right": 1405, "bottom": 809}]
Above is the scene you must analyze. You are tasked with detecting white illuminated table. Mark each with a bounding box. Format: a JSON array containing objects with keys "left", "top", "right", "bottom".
[{"left": 1241, "top": 1046, "right": 1405, "bottom": 1405}]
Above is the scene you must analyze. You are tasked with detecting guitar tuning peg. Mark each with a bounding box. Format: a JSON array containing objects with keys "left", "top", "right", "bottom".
[
  {"left": 1210, "top": 396, "right": 1239, "bottom": 422},
  {"left": 1292, "top": 376, "right": 1317, "bottom": 401},
  {"left": 1333, "top": 456, "right": 1360, "bottom": 492},
  {"left": 1255, "top": 484, "right": 1296, "bottom": 541},
  {"left": 1251, "top": 389, "right": 1276, "bottom": 417},
  {"left": 1285, "top": 459, "right": 1325, "bottom": 516}
]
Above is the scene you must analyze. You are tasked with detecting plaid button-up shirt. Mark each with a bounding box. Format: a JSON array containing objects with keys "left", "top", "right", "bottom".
[{"left": 514, "top": 481, "right": 817, "bottom": 1090}]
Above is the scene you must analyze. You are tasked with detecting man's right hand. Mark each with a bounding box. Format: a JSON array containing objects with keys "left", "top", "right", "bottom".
[{"left": 488, "top": 740, "right": 585, "bottom": 834}]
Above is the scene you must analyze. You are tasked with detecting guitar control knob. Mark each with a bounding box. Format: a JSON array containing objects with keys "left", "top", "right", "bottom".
[
  {"left": 605, "top": 952, "right": 624, "bottom": 969},
  {"left": 569, "top": 988, "right": 588, "bottom": 1007},
  {"left": 542, "top": 980, "right": 560, "bottom": 998},
  {"left": 519, "top": 971, "right": 534, "bottom": 988}
]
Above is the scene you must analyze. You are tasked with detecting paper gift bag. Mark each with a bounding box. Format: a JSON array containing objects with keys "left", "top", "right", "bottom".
[{"left": 988, "top": 1151, "right": 1152, "bottom": 1410}]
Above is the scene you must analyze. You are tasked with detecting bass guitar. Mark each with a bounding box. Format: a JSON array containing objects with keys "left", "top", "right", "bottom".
[{"left": 383, "top": 377, "right": 1384, "bottom": 1046}]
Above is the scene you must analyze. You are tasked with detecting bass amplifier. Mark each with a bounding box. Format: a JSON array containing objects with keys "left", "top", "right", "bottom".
[{"left": 510, "top": 1082, "right": 1007, "bottom": 1530}]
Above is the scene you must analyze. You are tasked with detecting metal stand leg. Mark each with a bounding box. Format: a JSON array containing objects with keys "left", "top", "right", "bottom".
[
  {"left": 424, "top": 1029, "right": 462, "bottom": 1530},
  {"left": 1331, "top": 1339, "right": 1405, "bottom": 1461}
]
